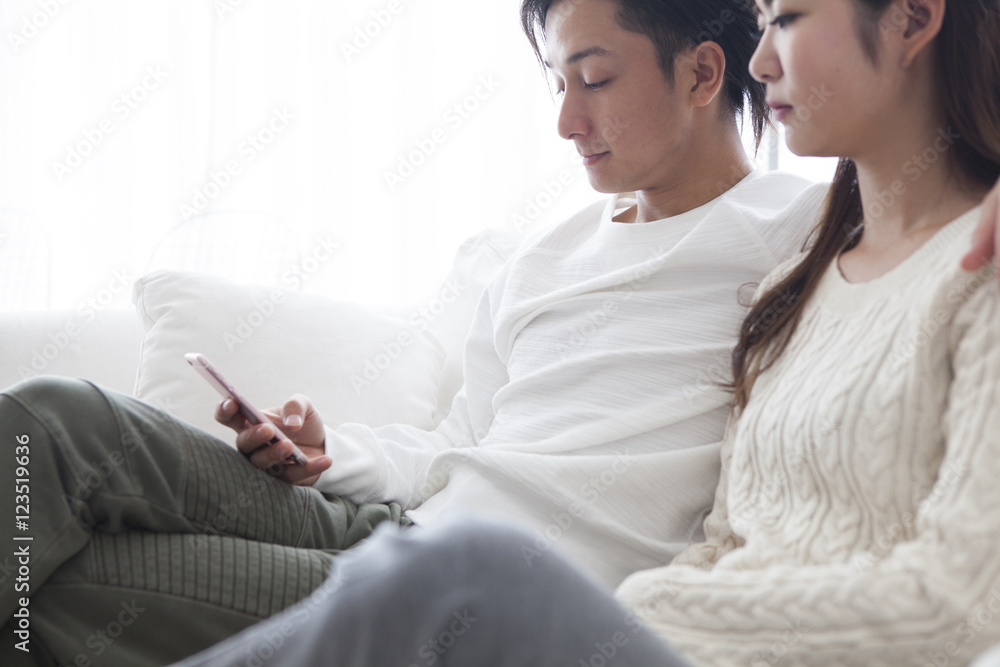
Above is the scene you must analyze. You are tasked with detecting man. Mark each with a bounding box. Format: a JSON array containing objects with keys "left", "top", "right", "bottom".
[{"left": 0, "top": 0, "right": 826, "bottom": 665}]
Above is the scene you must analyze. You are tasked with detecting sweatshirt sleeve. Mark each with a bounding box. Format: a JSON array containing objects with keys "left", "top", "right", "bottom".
[
  {"left": 313, "top": 275, "right": 510, "bottom": 509},
  {"left": 615, "top": 283, "right": 1000, "bottom": 666},
  {"left": 667, "top": 417, "right": 744, "bottom": 571}
]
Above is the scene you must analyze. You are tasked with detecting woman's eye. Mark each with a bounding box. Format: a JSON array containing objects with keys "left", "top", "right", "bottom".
[{"left": 584, "top": 80, "right": 607, "bottom": 91}]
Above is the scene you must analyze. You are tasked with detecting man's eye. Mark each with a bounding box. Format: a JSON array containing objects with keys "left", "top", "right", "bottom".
[{"left": 769, "top": 13, "right": 799, "bottom": 29}]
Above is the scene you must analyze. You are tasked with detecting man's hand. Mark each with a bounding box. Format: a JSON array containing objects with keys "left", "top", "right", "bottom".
[
  {"left": 216, "top": 394, "right": 333, "bottom": 486},
  {"left": 961, "top": 179, "right": 1000, "bottom": 278}
]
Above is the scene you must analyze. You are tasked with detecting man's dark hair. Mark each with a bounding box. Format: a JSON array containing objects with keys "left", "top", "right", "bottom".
[{"left": 520, "top": 0, "right": 769, "bottom": 149}]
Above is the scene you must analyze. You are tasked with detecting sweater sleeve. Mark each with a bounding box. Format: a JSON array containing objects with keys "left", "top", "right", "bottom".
[
  {"left": 313, "top": 277, "right": 510, "bottom": 510},
  {"left": 615, "top": 283, "right": 1000, "bottom": 666}
]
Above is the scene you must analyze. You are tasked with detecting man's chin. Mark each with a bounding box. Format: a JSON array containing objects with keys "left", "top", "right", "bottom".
[{"left": 584, "top": 172, "right": 620, "bottom": 195}]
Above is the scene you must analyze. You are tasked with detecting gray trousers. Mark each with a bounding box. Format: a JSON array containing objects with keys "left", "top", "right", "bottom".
[
  {"left": 170, "top": 516, "right": 691, "bottom": 667},
  {"left": 0, "top": 377, "right": 407, "bottom": 666}
]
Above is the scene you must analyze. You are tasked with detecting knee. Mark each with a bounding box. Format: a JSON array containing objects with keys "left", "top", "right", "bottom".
[
  {"left": 401, "top": 515, "right": 540, "bottom": 582},
  {"left": 4, "top": 375, "right": 100, "bottom": 405},
  {"left": 1, "top": 376, "right": 114, "bottom": 437}
]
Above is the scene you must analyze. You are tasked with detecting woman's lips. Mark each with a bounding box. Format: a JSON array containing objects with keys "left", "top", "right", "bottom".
[{"left": 769, "top": 103, "right": 794, "bottom": 122}]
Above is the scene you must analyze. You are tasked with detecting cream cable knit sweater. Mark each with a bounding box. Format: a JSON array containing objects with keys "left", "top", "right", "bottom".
[{"left": 616, "top": 208, "right": 1000, "bottom": 666}]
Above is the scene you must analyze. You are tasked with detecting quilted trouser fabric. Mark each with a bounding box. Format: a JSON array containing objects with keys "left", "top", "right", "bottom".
[{"left": 0, "top": 376, "right": 406, "bottom": 667}]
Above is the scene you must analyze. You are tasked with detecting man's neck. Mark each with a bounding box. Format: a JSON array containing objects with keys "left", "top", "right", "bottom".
[{"left": 624, "top": 127, "right": 756, "bottom": 224}]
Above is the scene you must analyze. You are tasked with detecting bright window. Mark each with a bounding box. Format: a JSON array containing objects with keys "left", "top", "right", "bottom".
[{"left": 0, "top": 0, "right": 836, "bottom": 311}]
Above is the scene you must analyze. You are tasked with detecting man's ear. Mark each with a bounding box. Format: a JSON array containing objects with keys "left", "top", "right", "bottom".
[
  {"left": 897, "top": 0, "right": 946, "bottom": 67},
  {"left": 683, "top": 41, "right": 726, "bottom": 109}
]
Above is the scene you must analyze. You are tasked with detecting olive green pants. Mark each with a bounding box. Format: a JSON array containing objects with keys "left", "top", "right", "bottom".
[{"left": 0, "top": 377, "right": 408, "bottom": 667}]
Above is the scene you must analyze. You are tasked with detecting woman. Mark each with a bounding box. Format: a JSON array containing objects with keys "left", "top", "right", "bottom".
[
  {"left": 172, "top": 0, "right": 1000, "bottom": 665},
  {"left": 616, "top": 0, "right": 1000, "bottom": 664}
]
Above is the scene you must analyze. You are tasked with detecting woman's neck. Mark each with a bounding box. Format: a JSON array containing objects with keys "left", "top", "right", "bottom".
[{"left": 840, "top": 122, "right": 988, "bottom": 283}]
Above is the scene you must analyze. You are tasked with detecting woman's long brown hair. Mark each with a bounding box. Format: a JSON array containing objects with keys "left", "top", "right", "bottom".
[{"left": 730, "top": 0, "right": 1000, "bottom": 414}]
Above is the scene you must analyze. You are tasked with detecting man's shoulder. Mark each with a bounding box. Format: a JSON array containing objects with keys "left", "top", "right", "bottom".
[
  {"left": 518, "top": 197, "right": 610, "bottom": 252},
  {"left": 726, "top": 170, "right": 829, "bottom": 214},
  {"left": 722, "top": 174, "right": 830, "bottom": 264}
]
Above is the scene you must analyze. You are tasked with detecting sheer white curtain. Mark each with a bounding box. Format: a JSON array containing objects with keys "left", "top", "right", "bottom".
[{"left": 0, "top": 0, "right": 835, "bottom": 311}]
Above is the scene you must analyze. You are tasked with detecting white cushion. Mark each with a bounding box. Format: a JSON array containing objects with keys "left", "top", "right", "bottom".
[{"left": 132, "top": 270, "right": 447, "bottom": 443}]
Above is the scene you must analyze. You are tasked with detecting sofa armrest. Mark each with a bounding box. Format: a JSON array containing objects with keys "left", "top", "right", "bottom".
[{"left": 0, "top": 309, "right": 144, "bottom": 395}]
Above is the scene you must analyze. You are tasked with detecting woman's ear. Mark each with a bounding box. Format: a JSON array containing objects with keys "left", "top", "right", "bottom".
[
  {"left": 686, "top": 41, "right": 727, "bottom": 109},
  {"left": 897, "top": 0, "right": 946, "bottom": 67}
]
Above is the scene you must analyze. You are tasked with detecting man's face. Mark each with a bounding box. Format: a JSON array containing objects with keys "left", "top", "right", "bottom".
[{"left": 544, "top": 0, "right": 693, "bottom": 194}]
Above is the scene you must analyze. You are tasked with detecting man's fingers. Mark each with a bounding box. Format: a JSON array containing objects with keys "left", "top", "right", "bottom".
[
  {"left": 276, "top": 456, "right": 333, "bottom": 486},
  {"left": 280, "top": 395, "right": 313, "bottom": 430},
  {"left": 963, "top": 182, "right": 1000, "bottom": 272},
  {"left": 215, "top": 399, "right": 247, "bottom": 432},
  {"left": 961, "top": 214, "right": 994, "bottom": 270},
  {"left": 235, "top": 422, "right": 280, "bottom": 456}
]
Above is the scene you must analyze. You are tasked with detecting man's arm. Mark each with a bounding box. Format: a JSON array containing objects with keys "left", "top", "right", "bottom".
[{"left": 960, "top": 178, "right": 1000, "bottom": 276}]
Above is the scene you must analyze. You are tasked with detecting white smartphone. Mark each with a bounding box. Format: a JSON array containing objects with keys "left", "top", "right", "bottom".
[{"left": 184, "top": 352, "right": 309, "bottom": 466}]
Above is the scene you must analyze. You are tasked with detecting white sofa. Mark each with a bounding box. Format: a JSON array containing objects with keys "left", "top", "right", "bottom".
[{"left": 0, "top": 229, "right": 523, "bottom": 441}]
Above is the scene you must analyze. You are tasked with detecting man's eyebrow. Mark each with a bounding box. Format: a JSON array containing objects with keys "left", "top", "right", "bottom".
[{"left": 543, "top": 45, "right": 613, "bottom": 69}]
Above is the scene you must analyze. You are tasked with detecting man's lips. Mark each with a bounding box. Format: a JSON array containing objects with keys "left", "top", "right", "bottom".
[{"left": 582, "top": 152, "right": 609, "bottom": 166}]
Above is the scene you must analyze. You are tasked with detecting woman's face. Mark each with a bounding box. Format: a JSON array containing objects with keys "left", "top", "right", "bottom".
[{"left": 749, "top": 0, "right": 897, "bottom": 159}]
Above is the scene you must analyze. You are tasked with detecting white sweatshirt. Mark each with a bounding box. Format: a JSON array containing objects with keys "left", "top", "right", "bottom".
[
  {"left": 316, "top": 171, "right": 829, "bottom": 587},
  {"left": 616, "top": 208, "right": 1000, "bottom": 665}
]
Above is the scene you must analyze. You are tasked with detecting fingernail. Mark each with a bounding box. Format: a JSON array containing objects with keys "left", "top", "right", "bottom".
[
  {"left": 223, "top": 399, "right": 235, "bottom": 412},
  {"left": 284, "top": 415, "right": 303, "bottom": 428}
]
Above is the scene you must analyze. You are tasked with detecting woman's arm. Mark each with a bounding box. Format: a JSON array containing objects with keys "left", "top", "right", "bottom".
[{"left": 616, "top": 282, "right": 1000, "bottom": 667}]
